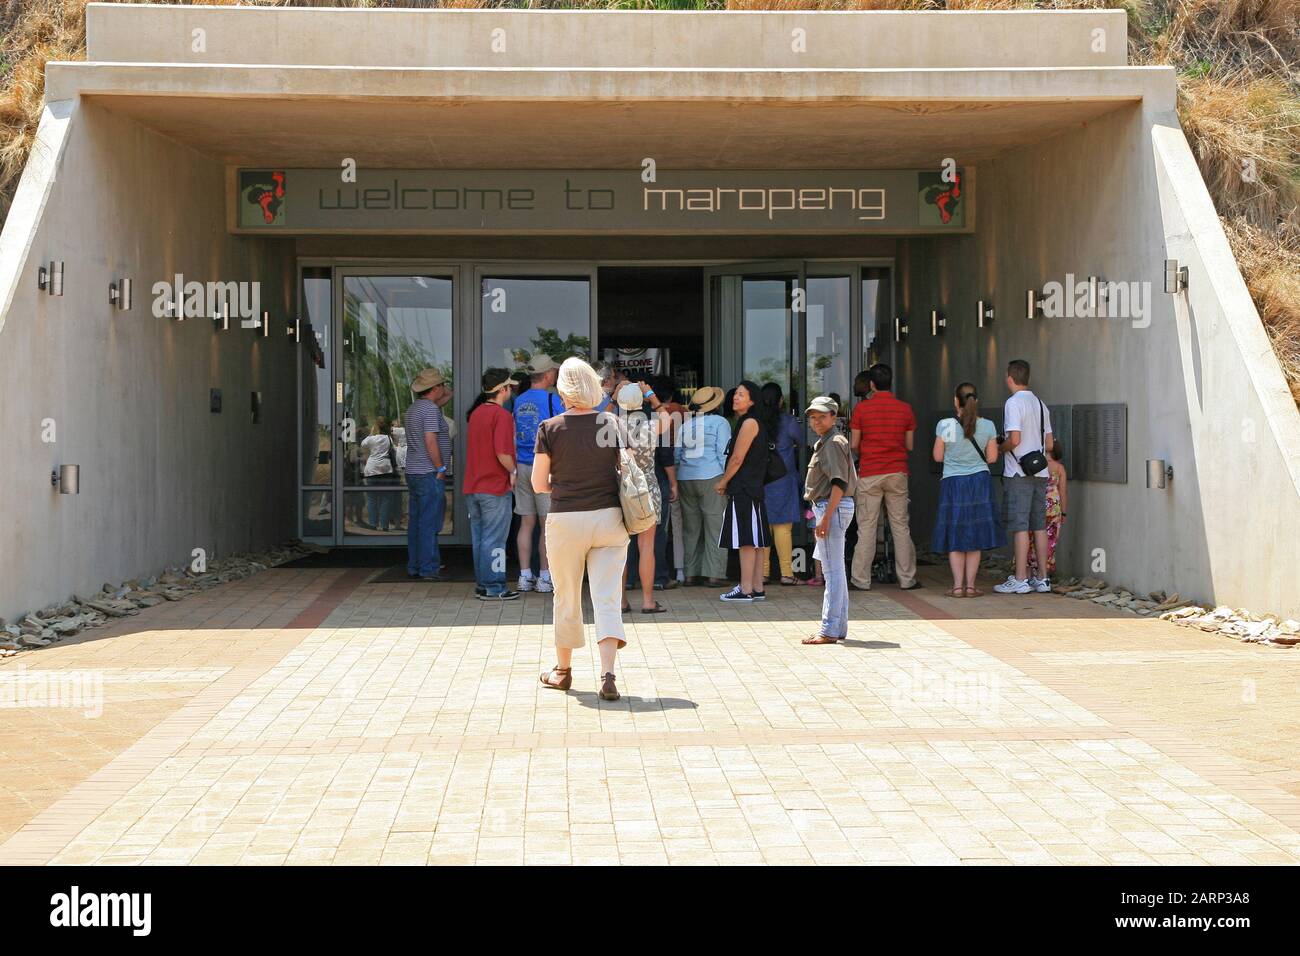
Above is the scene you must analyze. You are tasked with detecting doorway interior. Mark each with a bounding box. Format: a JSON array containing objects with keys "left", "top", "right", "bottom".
[{"left": 596, "top": 266, "right": 705, "bottom": 394}]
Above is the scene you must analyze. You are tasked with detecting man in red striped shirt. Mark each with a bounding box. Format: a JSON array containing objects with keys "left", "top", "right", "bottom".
[{"left": 848, "top": 364, "right": 920, "bottom": 590}]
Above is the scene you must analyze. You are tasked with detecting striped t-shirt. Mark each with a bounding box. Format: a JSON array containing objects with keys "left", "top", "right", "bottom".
[{"left": 403, "top": 398, "right": 452, "bottom": 476}]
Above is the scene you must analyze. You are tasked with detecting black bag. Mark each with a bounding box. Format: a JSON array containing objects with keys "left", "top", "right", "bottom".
[
  {"left": 1013, "top": 399, "right": 1049, "bottom": 477},
  {"left": 763, "top": 439, "right": 788, "bottom": 484}
]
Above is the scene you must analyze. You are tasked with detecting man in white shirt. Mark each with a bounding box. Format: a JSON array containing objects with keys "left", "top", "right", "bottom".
[{"left": 994, "top": 359, "right": 1055, "bottom": 594}]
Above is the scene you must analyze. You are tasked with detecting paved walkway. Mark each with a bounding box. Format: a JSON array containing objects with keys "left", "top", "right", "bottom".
[{"left": 2, "top": 564, "right": 1298, "bottom": 865}]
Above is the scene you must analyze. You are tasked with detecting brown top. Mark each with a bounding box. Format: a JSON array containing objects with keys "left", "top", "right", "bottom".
[
  {"left": 805, "top": 432, "right": 856, "bottom": 502},
  {"left": 534, "top": 411, "right": 624, "bottom": 513}
]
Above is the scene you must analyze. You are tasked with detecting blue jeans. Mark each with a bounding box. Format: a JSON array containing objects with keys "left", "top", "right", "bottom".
[
  {"left": 406, "top": 472, "right": 445, "bottom": 576},
  {"left": 467, "top": 492, "right": 513, "bottom": 595},
  {"left": 813, "top": 497, "right": 855, "bottom": 638}
]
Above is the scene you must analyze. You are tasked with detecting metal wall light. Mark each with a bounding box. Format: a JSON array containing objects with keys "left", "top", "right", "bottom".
[
  {"left": 976, "top": 300, "right": 994, "bottom": 328},
  {"left": 213, "top": 298, "right": 230, "bottom": 332},
  {"left": 37, "top": 260, "right": 64, "bottom": 296},
  {"left": 1087, "top": 276, "right": 1110, "bottom": 315},
  {"left": 1164, "top": 258, "right": 1188, "bottom": 294},
  {"left": 109, "top": 278, "right": 133, "bottom": 311},
  {"left": 1146, "top": 459, "right": 1174, "bottom": 489},
  {"left": 260, "top": 310, "right": 271, "bottom": 338},
  {"left": 287, "top": 317, "right": 301, "bottom": 343},
  {"left": 51, "top": 464, "right": 80, "bottom": 495},
  {"left": 893, "top": 316, "right": 909, "bottom": 343},
  {"left": 1026, "top": 289, "right": 1042, "bottom": 320},
  {"left": 930, "top": 310, "right": 946, "bottom": 336}
]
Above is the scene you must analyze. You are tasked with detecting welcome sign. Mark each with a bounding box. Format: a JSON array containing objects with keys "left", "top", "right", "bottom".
[{"left": 233, "top": 168, "right": 969, "bottom": 234}]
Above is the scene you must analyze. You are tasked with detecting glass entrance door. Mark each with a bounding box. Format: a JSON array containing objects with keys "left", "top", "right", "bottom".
[{"left": 337, "top": 272, "right": 456, "bottom": 545}]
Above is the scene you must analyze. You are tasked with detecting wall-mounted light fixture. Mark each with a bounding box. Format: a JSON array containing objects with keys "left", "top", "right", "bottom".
[
  {"left": 109, "top": 278, "right": 133, "bottom": 311},
  {"left": 930, "top": 310, "right": 946, "bottom": 336},
  {"left": 51, "top": 464, "right": 80, "bottom": 495},
  {"left": 976, "top": 300, "right": 994, "bottom": 329},
  {"left": 1146, "top": 459, "right": 1173, "bottom": 489},
  {"left": 1164, "top": 258, "right": 1188, "bottom": 294},
  {"left": 37, "top": 260, "right": 64, "bottom": 296},
  {"left": 287, "top": 317, "right": 301, "bottom": 343},
  {"left": 1026, "top": 289, "right": 1042, "bottom": 320},
  {"left": 1087, "top": 276, "right": 1111, "bottom": 315},
  {"left": 213, "top": 298, "right": 230, "bottom": 332},
  {"left": 260, "top": 310, "right": 271, "bottom": 338},
  {"left": 894, "top": 316, "right": 909, "bottom": 343}
]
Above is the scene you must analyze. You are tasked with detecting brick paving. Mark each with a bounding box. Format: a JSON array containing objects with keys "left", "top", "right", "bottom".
[{"left": 1, "top": 563, "right": 1298, "bottom": 865}]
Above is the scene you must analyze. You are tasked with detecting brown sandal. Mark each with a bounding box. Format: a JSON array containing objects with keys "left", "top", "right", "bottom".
[
  {"left": 540, "top": 666, "right": 572, "bottom": 690},
  {"left": 802, "top": 634, "right": 842, "bottom": 645},
  {"left": 599, "top": 672, "right": 620, "bottom": 701},
  {"left": 964, "top": 587, "right": 984, "bottom": 597}
]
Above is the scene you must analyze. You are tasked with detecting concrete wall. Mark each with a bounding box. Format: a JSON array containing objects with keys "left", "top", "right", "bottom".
[
  {"left": 86, "top": 5, "right": 1127, "bottom": 70},
  {"left": 0, "top": 99, "right": 297, "bottom": 621},
  {"left": 895, "top": 93, "right": 1300, "bottom": 617}
]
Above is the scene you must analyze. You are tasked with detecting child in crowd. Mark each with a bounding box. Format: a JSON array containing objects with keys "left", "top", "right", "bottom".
[{"left": 1029, "top": 444, "right": 1068, "bottom": 580}]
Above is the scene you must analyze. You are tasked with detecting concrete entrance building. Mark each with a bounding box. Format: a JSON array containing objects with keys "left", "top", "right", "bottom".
[{"left": 2, "top": 5, "right": 1297, "bottom": 618}]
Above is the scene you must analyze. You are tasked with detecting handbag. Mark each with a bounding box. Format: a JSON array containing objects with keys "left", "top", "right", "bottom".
[
  {"left": 762, "top": 423, "right": 788, "bottom": 484},
  {"left": 615, "top": 427, "right": 658, "bottom": 535},
  {"left": 1012, "top": 399, "right": 1049, "bottom": 477}
]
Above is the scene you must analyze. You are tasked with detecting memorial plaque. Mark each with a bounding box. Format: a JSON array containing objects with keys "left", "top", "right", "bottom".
[
  {"left": 1071, "top": 403, "right": 1127, "bottom": 483},
  {"left": 1047, "top": 404, "right": 1072, "bottom": 472}
]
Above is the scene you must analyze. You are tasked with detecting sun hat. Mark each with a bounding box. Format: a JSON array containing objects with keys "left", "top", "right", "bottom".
[
  {"left": 805, "top": 395, "right": 839, "bottom": 416},
  {"left": 411, "top": 368, "right": 447, "bottom": 393},
  {"left": 482, "top": 367, "right": 520, "bottom": 395},
  {"left": 689, "top": 385, "right": 725, "bottom": 414},
  {"left": 616, "top": 382, "right": 646, "bottom": 411},
  {"left": 527, "top": 354, "right": 560, "bottom": 374}
]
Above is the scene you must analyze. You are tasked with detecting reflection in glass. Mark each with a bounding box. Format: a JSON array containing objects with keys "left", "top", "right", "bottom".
[
  {"left": 342, "top": 276, "right": 454, "bottom": 489},
  {"left": 742, "top": 277, "right": 792, "bottom": 396},
  {"left": 341, "top": 490, "right": 451, "bottom": 537},
  {"left": 302, "top": 490, "right": 333, "bottom": 539},
  {"left": 863, "top": 268, "right": 892, "bottom": 368},
  {"left": 300, "top": 267, "right": 332, "bottom": 485},
  {"left": 806, "top": 276, "right": 852, "bottom": 408},
  {"left": 481, "top": 277, "right": 591, "bottom": 371}
]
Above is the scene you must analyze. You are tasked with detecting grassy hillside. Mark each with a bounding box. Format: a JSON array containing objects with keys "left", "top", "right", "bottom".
[{"left": 2, "top": 0, "right": 1296, "bottom": 399}]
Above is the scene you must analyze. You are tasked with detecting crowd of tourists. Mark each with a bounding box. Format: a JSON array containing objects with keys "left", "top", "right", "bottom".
[{"left": 392, "top": 355, "right": 1066, "bottom": 700}]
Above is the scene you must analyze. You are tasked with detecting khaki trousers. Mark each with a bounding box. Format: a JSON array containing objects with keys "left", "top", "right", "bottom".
[
  {"left": 544, "top": 507, "right": 630, "bottom": 649},
  {"left": 849, "top": 472, "right": 917, "bottom": 589},
  {"left": 678, "top": 478, "right": 728, "bottom": 579}
]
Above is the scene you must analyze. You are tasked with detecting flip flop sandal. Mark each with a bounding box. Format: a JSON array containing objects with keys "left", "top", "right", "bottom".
[
  {"left": 964, "top": 587, "right": 985, "bottom": 597},
  {"left": 640, "top": 602, "right": 667, "bottom": 614},
  {"left": 801, "top": 634, "right": 842, "bottom": 644},
  {"left": 948, "top": 588, "right": 966, "bottom": 598},
  {"left": 780, "top": 577, "right": 798, "bottom": 586}
]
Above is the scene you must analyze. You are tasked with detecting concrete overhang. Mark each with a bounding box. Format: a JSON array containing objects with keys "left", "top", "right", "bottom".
[{"left": 46, "top": 62, "right": 1175, "bottom": 169}]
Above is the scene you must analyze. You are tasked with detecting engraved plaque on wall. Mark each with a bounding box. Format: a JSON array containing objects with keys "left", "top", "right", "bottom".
[{"left": 1071, "top": 404, "right": 1127, "bottom": 483}]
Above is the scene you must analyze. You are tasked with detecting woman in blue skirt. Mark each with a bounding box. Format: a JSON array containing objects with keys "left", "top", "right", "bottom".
[{"left": 931, "top": 382, "right": 1003, "bottom": 597}]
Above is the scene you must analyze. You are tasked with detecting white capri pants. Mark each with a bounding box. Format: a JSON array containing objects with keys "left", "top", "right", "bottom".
[{"left": 544, "top": 507, "right": 630, "bottom": 649}]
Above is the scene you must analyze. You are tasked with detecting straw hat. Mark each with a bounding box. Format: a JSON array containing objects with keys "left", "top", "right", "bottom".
[
  {"left": 410, "top": 368, "right": 447, "bottom": 393},
  {"left": 689, "top": 385, "right": 725, "bottom": 414},
  {"left": 527, "top": 354, "right": 560, "bottom": 374}
]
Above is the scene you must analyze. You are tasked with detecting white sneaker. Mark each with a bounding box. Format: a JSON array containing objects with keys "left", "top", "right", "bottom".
[
  {"left": 993, "top": 575, "right": 1033, "bottom": 594},
  {"left": 1029, "top": 576, "right": 1052, "bottom": 593},
  {"left": 535, "top": 574, "right": 554, "bottom": 594},
  {"left": 517, "top": 574, "right": 536, "bottom": 592}
]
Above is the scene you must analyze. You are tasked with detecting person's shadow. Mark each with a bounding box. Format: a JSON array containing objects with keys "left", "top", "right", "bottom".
[
  {"left": 837, "top": 639, "right": 901, "bottom": 649},
  {"left": 571, "top": 693, "right": 698, "bottom": 712}
]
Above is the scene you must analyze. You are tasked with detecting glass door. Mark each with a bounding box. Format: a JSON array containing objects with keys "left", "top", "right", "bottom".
[
  {"left": 336, "top": 270, "right": 456, "bottom": 546},
  {"left": 705, "top": 261, "right": 805, "bottom": 403}
]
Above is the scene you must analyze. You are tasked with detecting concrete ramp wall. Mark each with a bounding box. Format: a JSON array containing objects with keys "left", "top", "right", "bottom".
[{"left": 0, "top": 98, "right": 298, "bottom": 621}]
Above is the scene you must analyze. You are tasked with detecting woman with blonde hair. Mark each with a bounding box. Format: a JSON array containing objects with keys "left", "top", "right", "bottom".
[
  {"left": 533, "top": 357, "right": 630, "bottom": 701},
  {"left": 931, "top": 382, "right": 1003, "bottom": 597}
]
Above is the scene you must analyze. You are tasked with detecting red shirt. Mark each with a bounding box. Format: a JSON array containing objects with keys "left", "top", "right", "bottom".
[
  {"left": 850, "top": 391, "right": 916, "bottom": 477},
  {"left": 463, "top": 402, "right": 515, "bottom": 495}
]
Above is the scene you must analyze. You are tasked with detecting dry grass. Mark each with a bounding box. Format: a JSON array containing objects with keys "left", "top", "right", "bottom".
[{"left": 0, "top": 0, "right": 1297, "bottom": 399}]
